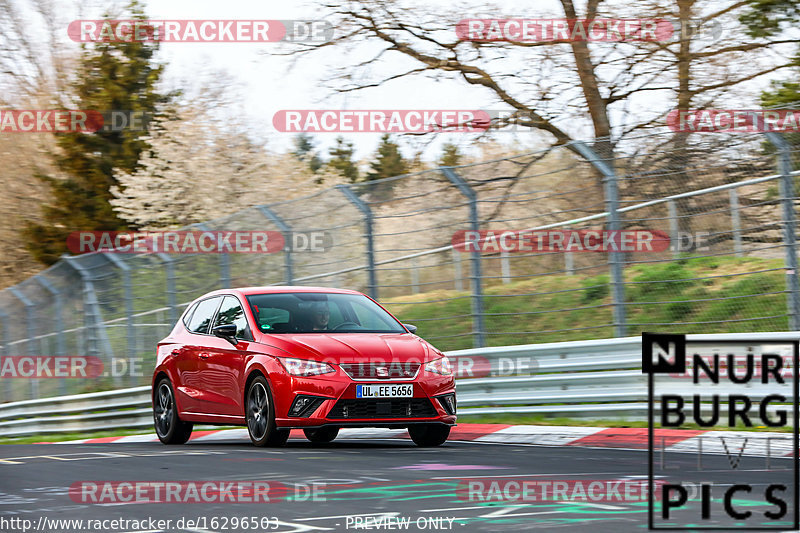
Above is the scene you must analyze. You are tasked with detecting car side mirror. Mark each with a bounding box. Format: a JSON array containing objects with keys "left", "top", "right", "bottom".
[
  {"left": 212, "top": 324, "right": 239, "bottom": 346},
  {"left": 403, "top": 323, "right": 417, "bottom": 334}
]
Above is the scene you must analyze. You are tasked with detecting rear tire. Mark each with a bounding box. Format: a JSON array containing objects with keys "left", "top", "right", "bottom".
[
  {"left": 154, "top": 378, "right": 193, "bottom": 444},
  {"left": 246, "top": 376, "right": 288, "bottom": 447},
  {"left": 304, "top": 427, "right": 339, "bottom": 444},
  {"left": 408, "top": 424, "right": 450, "bottom": 447}
]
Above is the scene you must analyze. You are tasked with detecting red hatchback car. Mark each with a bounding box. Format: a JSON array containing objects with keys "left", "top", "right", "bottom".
[{"left": 151, "top": 287, "right": 456, "bottom": 447}]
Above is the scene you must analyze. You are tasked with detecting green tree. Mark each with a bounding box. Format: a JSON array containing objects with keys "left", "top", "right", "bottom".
[
  {"left": 327, "top": 136, "right": 359, "bottom": 182},
  {"left": 364, "top": 134, "right": 408, "bottom": 203},
  {"left": 24, "top": 1, "right": 169, "bottom": 264},
  {"left": 292, "top": 133, "right": 323, "bottom": 174},
  {"left": 438, "top": 142, "right": 462, "bottom": 167},
  {"left": 761, "top": 78, "right": 800, "bottom": 166},
  {"left": 366, "top": 134, "right": 408, "bottom": 181},
  {"left": 739, "top": 0, "right": 800, "bottom": 38}
]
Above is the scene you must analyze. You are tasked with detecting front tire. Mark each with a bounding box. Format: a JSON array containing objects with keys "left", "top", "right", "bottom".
[
  {"left": 408, "top": 424, "right": 450, "bottom": 447},
  {"left": 304, "top": 427, "right": 339, "bottom": 444},
  {"left": 154, "top": 378, "right": 193, "bottom": 444},
  {"left": 246, "top": 376, "right": 289, "bottom": 447}
]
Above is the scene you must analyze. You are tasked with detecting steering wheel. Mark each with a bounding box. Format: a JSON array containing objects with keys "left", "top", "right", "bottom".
[{"left": 333, "top": 321, "right": 360, "bottom": 331}]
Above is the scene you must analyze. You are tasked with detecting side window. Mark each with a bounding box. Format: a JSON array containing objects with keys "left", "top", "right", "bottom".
[
  {"left": 187, "top": 297, "right": 221, "bottom": 334},
  {"left": 182, "top": 302, "right": 199, "bottom": 327},
  {"left": 213, "top": 296, "right": 252, "bottom": 340}
]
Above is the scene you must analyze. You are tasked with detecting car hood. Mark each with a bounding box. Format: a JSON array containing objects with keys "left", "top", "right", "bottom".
[{"left": 256, "top": 332, "right": 433, "bottom": 363}]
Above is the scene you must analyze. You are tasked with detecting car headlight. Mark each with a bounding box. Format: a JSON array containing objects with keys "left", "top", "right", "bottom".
[
  {"left": 277, "top": 357, "right": 335, "bottom": 376},
  {"left": 424, "top": 356, "right": 452, "bottom": 376}
]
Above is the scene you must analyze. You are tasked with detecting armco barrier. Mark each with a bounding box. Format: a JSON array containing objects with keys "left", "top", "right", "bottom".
[{"left": 0, "top": 332, "right": 796, "bottom": 437}]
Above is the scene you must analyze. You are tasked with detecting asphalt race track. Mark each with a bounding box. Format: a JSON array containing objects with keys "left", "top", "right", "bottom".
[{"left": 0, "top": 435, "right": 795, "bottom": 532}]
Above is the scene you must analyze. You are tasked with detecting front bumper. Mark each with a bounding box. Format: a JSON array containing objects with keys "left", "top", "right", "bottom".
[{"left": 272, "top": 370, "right": 456, "bottom": 428}]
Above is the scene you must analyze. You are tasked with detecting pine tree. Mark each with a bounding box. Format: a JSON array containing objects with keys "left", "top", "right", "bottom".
[
  {"left": 439, "top": 142, "right": 462, "bottom": 167},
  {"left": 327, "top": 136, "right": 359, "bottom": 182},
  {"left": 366, "top": 134, "right": 408, "bottom": 181},
  {"left": 363, "top": 134, "right": 408, "bottom": 203},
  {"left": 292, "top": 133, "right": 323, "bottom": 174},
  {"left": 23, "top": 1, "right": 169, "bottom": 264},
  {"left": 761, "top": 79, "right": 800, "bottom": 123}
]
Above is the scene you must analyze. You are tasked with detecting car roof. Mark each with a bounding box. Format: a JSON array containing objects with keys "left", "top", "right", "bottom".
[{"left": 201, "top": 286, "right": 365, "bottom": 298}]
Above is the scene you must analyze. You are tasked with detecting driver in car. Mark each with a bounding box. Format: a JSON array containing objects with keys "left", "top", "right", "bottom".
[{"left": 310, "top": 301, "right": 330, "bottom": 331}]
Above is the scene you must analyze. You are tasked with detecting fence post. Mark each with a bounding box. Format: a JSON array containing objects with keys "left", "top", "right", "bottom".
[
  {"left": 34, "top": 275, "right": 66, "bottom": 395},
  {"left": 570, "top": 141, "right": 626, "bottom": 337},
  {"left": 257, "top": 206, "right": 294, "bottom": 284},
  {"left": 9, "top": 287, "right": 39, "bottom": 398},
  {"left": 729, "top": 188, "right": 744, "bottom": 258},
  {"left": 565, "top": 248, "right": 575, "bottom": 275},
  {"left": 157, "top": 253, "right": 177, "bottom": 327},
  {"left": 102, "top": 254, "right": 134, "bottom": 386},
  {"left": 667, "top": 200, "right": 680, "bottom": 258},
  {"left": 0, "top": 307, "right": 10, "bottom": 401},
  {"left": 410, "top": 257, "right": 420, "bottom": 293},
  {"left": 452, "top": 248, "right": 464, "bottom": 291},
  {"left": 500, "top": 251, "right": 511, "bottom": 284},
  {"left": 761, "top": 127, "right": 800, "bottom": 330},
  {"left": 336, "top": 184, "right": 378, "bottom": 300},
  {"left": 442, "top": 167, "right": 486, "bottom": 348},
  {"left": 195, "top": 223, "right": 230, "bottom": 288},
  {"left": 62, "top": 255, "right": 115, "bottom": 378}
]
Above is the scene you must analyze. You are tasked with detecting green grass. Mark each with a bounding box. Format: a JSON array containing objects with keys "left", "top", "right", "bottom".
[{"left": 385, "top": 256, "right": 789, "bottom": 351}]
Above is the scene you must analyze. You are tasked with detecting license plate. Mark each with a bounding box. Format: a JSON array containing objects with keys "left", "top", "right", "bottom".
[{"left": 356, "top": 384, "right": 413, "bottom": 398}]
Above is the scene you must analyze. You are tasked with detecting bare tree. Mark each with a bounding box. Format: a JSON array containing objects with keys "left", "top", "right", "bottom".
[
  {"left": 289, "top": 0, "right": 797, "bottom": 168},
  {"left": 287, "top": 0, "right": 797, "bottom": 239}
]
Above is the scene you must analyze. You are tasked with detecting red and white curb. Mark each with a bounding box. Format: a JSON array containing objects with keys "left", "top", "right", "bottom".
[{"left": 43, "top": 424, "right": 795, "bottom": 457}]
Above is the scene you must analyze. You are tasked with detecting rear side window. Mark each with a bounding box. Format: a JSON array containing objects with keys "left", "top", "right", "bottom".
[
  {"left": 187, "top": 297, "right": 221, "bottom": 334},
  {"left": 182, "top": 302, "right": 198, "bottom": 327},
  {"left": 213, "top": 296, "right": 252, "bottom": 340}
]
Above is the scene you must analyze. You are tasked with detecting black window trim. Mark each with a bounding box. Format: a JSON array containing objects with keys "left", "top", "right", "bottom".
[
  {"left": 213, "top": 294, "right": 255, "bottom": 342},
  {"left": 185, "top": 295, "right": 224, "bottom": 336},
  {"left": 181, "top": 301, "right": 199, "bottom": 328}
]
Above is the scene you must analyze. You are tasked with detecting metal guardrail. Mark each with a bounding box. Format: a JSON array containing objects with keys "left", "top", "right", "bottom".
[{"left": 1, "top": 332, "right": 796, "bottom": 437}]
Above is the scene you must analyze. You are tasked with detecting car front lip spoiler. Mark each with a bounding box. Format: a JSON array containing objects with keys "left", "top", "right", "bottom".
[{"left": 279, "top": 421, "right": 456, "bottom": 430}]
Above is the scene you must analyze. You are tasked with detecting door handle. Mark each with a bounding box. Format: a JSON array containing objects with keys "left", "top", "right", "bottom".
[{"left": 199, "top": 353, "right": 210, "bottom": 359}]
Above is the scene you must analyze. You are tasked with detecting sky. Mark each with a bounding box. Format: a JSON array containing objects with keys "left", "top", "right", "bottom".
[{"left": 140, "top": 0, "right": 521, "bottom": 161}]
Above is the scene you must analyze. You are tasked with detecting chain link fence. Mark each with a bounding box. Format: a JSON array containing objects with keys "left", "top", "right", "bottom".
[{"left": 1, "top": 127, "right": 798, "bottom": 402}]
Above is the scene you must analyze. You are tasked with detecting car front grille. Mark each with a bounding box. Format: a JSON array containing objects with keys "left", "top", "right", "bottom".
[
  {"left": 327, "top": 398, "right": 437, "bottom": 419},
  {"left": 340, "top": 362, "right": 420, "bottom": 380}
]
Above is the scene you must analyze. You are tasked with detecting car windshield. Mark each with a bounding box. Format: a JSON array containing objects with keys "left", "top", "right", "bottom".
[{"left": 245, "top": 292, "right": 407, "bottom": 334}]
